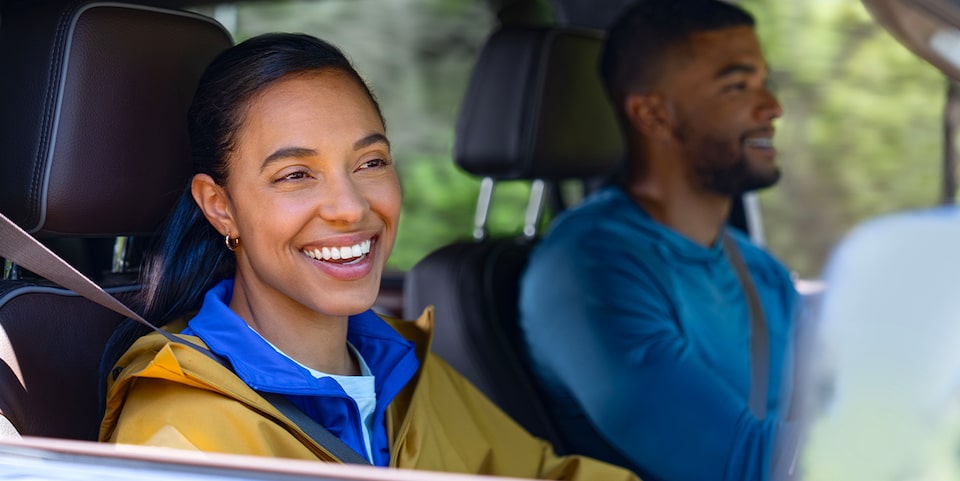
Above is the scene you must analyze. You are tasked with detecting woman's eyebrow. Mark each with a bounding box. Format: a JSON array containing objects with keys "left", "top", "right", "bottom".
[
  {"left": 354, "top": 133, "right": 390, "bottom": 151},
  {"left": 259, "top": 134, "right": 389, "bottom": 171},
  {"left": 260, "top": 147, "right": 318, "bottom": 172}
]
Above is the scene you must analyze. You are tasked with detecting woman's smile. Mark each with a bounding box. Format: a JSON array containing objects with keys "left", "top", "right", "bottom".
[{"left": 300, "top": 235, "right": 379, "bottom": 281}]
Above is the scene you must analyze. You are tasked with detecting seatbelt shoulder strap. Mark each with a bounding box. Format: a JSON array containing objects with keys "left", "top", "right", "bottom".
[{"left": 721, "top": 230, "right": 771, "bottom": 420}]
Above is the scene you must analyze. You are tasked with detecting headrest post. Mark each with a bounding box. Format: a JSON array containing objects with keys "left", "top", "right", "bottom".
[
  {"left": 111, "top": 236, "right": 133, "bottom": 274},
  {"left": 523, "top": 179, "right": 547, "bottom": 240},
  {"left": 742, "top": 193, "right": 767, "bottom": 247},
  {"left": 2, "top": 260, "right": 20, "bottom": 281},
  {"left": 473, "top": 177, "right": 495, "bottom": 241}
]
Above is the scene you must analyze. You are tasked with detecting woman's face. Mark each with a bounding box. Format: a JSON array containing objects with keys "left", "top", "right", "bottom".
[{"left": 195, "top": 69, "right": 400, "bottom": 320}]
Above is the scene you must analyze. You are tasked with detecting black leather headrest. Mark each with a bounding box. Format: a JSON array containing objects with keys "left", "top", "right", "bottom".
[
  {"left": 0, "top": 3, "right": 232, "bottom": 236},
  {"left": 454, "top": 26, "right": 625, "bottom": 181}
]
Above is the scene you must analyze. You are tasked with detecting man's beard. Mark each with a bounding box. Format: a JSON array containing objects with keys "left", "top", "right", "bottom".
[{"left": 677, "top": 127, "right": 781, "bottom": 195}]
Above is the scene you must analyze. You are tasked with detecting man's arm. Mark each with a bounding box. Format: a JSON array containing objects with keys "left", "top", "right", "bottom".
[{"left": 521, "top": 234, "right": 780, "bottom": 481}]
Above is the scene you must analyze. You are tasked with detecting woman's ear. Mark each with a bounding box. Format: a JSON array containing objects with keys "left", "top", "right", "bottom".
[
  {"left": 191, "top": 174, "right": 235, "bottom": 236},
  {"left": 624, "top": 93, "right": 672, "bottom": 142}
]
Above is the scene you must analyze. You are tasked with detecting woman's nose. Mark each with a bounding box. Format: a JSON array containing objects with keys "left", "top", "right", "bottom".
[{"left": 317, "top": 174, "right": 367, "bottom": 224}]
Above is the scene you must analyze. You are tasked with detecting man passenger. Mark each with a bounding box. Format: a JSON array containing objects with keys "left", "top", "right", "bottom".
[{"left": 519, "top": 1, "right": 799, "bottom": 480}]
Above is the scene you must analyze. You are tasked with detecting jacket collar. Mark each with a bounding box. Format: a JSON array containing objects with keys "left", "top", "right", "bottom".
[{"left": 183, "top": 279, "right": 419, "bottom": 398}]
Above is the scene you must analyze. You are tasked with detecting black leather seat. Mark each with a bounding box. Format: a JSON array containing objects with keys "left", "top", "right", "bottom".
[
  {"left": 403, "top": 25, "right": 625, "bottom": 451},
  {"left": 0, "top": 2, "right": 231, "bottom": 440}
]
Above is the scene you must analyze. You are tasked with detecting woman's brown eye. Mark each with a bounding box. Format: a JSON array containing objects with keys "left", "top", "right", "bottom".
[
  {"left": 359, "top": 158, "right": 390, "bottom": 170},
  {"left": 275, "top": 171, "right": 307, "bottom": 183}
]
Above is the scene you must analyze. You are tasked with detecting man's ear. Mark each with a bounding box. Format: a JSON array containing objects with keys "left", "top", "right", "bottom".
[
  {"left": 191, "top": 173, "right": 235, "bottom": 237},
  {"left": 624, "top": 93, "right": 672, "bottom": 141}
]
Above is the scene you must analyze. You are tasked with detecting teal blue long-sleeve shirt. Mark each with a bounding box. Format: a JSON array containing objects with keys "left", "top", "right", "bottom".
[{"left": 519, "top": 187, "right": 798, "bottom": 481}]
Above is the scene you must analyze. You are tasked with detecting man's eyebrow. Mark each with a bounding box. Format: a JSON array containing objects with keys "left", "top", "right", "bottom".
[
  {"left": 260, "top": 147, "right": 318, "bottom": 172},
  {"left": 354, "top": 133, "right": 390, "bottom": 151},
  {"left": 714, "top": 63, "right": 760, "bottom": 79}
]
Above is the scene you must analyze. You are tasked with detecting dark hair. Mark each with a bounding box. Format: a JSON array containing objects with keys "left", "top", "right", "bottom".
[
  {"left": 600, "top": 0, "right": 755, "bottom": 108},
  {"left": 100, "top": 33, "right": 383, "bottom": 400}
]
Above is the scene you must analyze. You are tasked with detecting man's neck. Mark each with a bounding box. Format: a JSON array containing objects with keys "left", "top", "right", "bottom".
[{"left": 626, "top": 177, "right": 732, "bottom": 247}]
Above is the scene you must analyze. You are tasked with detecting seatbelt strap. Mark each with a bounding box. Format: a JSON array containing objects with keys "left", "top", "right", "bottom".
[
  {"left": 0, "top": 212, "right": 371, "bottom": 465},
  {"left": 721, "top": 230, "right": 770, "bottom": 420},
  {"left": 0, "top": 214, "right": 179, "bottom": 344},
  {"left": 259, "top": 392, "right": 370, "bottom": 464}
]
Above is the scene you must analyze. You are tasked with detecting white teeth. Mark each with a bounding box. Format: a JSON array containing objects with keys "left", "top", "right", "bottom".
[
  {"left": 304, "top": 239, "right": 373, "bottom": 261},
  {"left": 746, "top": 138, "right": 773, "bottom": 148}
]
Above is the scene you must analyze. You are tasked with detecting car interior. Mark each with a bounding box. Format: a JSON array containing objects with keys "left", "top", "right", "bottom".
[
  {"left": 0, "top": 0, "right": 800, "bottom": 452},
  {"left": 5, "top": 0, "right": 960, "bottom": 479},
  {"left": 0, "top": 0, "right": 664, "bottom": 446}
]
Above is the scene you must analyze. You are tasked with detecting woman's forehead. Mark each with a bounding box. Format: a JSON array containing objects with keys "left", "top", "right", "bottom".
[
  {"left": 229, "top": 72, "right": 386, "bottom": 164},
  {"left": 243, "top": 71, "right": 382, "bottom": 129}
]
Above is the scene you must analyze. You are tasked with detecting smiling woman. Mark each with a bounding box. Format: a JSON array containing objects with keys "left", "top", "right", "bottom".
[
  {"left": 191, "top": 69, "right": 400, "bottom": 332},
  {"left": 96, "top": 32, "right": 640, "bottom": 481}
]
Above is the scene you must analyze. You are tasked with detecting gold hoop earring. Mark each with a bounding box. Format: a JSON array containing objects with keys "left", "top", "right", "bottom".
[{"left": 224, "top": 233, "right": 240, "bottom": 251}]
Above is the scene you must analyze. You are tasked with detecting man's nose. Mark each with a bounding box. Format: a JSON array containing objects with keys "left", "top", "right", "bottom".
[{"left": 757, "top": 88, "right": 783, "bottom": 122}]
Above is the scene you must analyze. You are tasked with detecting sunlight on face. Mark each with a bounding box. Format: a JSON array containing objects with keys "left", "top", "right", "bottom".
[{"left": 219, "top": 70, "right": 400, "bottom": 324}]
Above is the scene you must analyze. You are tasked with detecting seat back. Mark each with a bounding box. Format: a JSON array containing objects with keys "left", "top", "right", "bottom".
[
  {"left": 0, "top": 3, "right": 231, "bottom": 439},
  {"left": 403, "top": 25, "right": 624, "bottom": 449}
]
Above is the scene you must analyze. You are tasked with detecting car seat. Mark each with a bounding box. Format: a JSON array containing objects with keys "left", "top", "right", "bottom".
[
  {"left": 0, "top": 2, "right": 231, "bottom": 440},
  {"left": 402, "top": 25, "right": 625, "bottom": 450}
]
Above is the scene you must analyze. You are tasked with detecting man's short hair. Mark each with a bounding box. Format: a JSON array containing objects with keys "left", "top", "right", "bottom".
[{"left": 600, "top": 0, "right": 755, "bottom": 107}]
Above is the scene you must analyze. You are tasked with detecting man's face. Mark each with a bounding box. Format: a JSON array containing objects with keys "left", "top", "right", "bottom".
[{"left": 659, "top": 26, "right": 783, "bottom": 195}]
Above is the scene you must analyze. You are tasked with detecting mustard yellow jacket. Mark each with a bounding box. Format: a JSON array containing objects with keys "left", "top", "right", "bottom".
[{"left": 100, "top": 308, "right": 640, "bottom": 480}]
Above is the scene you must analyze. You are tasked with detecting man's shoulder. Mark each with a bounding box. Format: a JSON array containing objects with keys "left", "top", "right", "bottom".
[{"left": 543, "top": 187, "right": 658, "bottom": 243}]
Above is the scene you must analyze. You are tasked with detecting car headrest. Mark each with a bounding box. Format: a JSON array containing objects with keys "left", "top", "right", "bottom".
[
  {"left": 454, "top": 25, "right": 625, "bottom": 181},
  {"left": 0, "top": 3, "right": 232, "bottom": 237}
]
